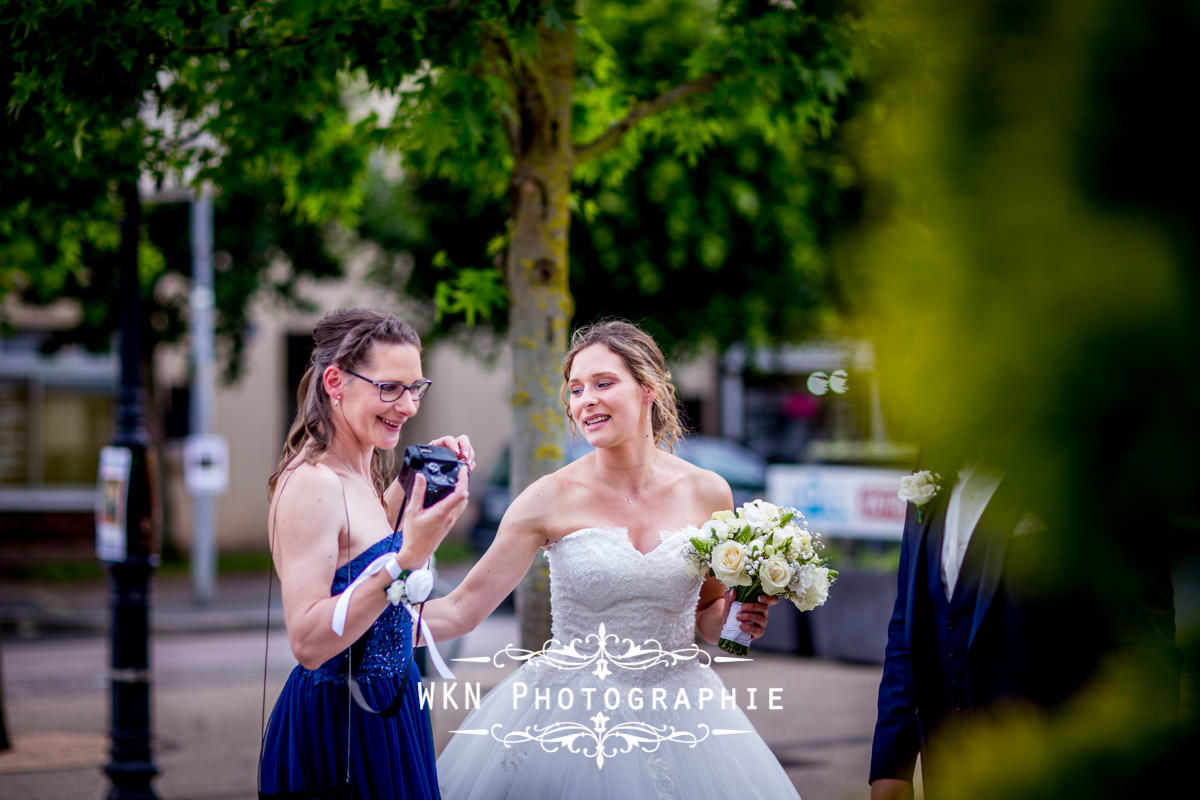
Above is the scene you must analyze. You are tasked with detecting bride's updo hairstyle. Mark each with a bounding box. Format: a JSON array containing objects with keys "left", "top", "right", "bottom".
[
  {"left": 561, "top": 319, "right": 684, "bottom": 452},
  {"left": 268, "top": 308, "right": 422, "bottom": 501}
]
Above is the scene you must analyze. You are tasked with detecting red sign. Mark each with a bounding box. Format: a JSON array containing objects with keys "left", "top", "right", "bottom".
[{"left": 859, "top": 488, "right": 906, "bottom": 521}]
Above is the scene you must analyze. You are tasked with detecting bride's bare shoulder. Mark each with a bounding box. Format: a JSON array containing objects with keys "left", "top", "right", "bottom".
[
  {"left": 500, "top": 465, "right": 581, "bottom": 537},
  {"left": 504, "top": 456, "right": 613, "bottom": 541},
  {"left": 662, "top": 450, "right": 733, "bottom": 512}
]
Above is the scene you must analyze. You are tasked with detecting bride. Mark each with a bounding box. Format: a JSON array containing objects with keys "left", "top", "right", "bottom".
[{"left": 423, "top": 319, "right": 801, "bottom": 799}]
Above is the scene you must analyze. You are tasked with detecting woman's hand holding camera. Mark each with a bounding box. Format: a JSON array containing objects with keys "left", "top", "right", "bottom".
[
  {"left": 429, "top": 434, "right": 476, "bottom": 471},
  {"left": 395, "top": 436, "right": 472, "bottom": 567}
]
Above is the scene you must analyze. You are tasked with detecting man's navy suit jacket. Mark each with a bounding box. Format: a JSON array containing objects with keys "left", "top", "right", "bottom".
[{"left": 869, "top": 477, "right": 1108, "bottom": 783}]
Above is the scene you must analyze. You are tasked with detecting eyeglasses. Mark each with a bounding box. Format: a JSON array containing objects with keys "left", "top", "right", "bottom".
[{"left": 344, "top": 369, "right": 432, "bottom": 402}]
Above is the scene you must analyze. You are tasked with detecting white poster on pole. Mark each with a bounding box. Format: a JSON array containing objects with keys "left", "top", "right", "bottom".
[{"left": 96, "top": 446, "right": 131, "bottom": 562}]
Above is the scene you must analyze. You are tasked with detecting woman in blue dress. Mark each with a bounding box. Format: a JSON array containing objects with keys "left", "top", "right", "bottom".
[{"left": 259, "top": 308, "right": 474, "bottom": 800}]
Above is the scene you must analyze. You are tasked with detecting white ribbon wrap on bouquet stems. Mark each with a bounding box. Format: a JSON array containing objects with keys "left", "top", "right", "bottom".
[
  {"left": 331, "top": 552, "right": 456, "bottom": 680},
  {"left": 719, "top": 600, "right": 754, "bottom": 648}
]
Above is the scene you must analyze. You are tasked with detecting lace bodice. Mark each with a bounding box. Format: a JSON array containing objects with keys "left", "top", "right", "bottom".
[
  {"left": 310, "top": 532, "right": 414, "bottom": 684},
  {"left": 546, "top": 527, "right": 702, "bottom": 652}
]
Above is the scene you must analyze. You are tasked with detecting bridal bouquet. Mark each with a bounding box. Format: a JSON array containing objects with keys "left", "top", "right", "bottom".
[{"left": 683, "top": 499, "right": 837, "bottom": 656}]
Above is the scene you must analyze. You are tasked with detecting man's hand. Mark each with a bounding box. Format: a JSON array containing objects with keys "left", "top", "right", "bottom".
[{"left": 870, "top": 779, "right": 914, "bottom": 800}]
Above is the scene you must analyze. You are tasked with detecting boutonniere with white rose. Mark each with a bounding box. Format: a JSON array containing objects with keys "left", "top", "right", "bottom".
[
  {"left": 897, "top": 470, "right": 942, "bottom": 523},
  {"left": 682, "top": 499, "right": 837, "bottom": 656}
]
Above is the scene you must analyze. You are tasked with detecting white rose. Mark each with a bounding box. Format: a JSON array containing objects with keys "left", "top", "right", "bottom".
[
  {"left": 768, "top": 527, "right": 788, "bottom": 548},
  {"left": 790, "top": 563, "right": 813, "bottom": 593},
  {"left": 701, "top": 518, "right": 731, "bottom": 541},
  {"left": 742, "top": 499, "right": 781, "bottom": 531},
  {"left": 712, "top": 509, "right": 736, "bottom": 523},
  {"left": 789, "top": 529, "right": 814, "bottom": 561},
  {"left": 711, "top": 540, "right": 752, "bottom": 587},
  {"left": 793, "top": 596, "right": 817, "bottom": 612},
  {"left": 385, "top": 580, "right": 405, "bottom": 606},
  {"left": 682, "top": 550, "right": 709, "bottom": 580},
  {"left": 898, "top": 470, "right": 940, "bottom": 506},
  {"left": 782, "top": 520, "right": 807, "bottom": 536},
  {"left": 758, "top": 555, "right": 793, "bottom": 595},
  {"left": 790, "top": 566, "right": 831, "bottom": 611},
  {"left": 809, "top": 567, "right": 831, "bottom": 602}
]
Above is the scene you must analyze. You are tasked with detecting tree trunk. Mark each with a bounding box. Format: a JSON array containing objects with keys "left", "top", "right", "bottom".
[{"left": 508, "top": 20, "right": 575, "bottom": 651}]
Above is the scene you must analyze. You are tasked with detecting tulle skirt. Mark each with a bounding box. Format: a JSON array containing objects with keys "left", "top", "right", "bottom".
[{"left": 437, "top": 658, "right": 800, "bottom": 800}]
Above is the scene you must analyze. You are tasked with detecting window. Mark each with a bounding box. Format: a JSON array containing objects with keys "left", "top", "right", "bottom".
[
  {"left": 42, "top": 385, "right": 115, "bottom": 484},
  {"left": 0, "top": 344, "right": 116, "bottom": 510}
]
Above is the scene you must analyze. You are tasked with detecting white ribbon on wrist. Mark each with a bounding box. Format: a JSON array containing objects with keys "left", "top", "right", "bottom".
[
  {"left": 412, "top": 611, "right": 454, "bottom": 680},
  {"left": 330, "top": 552, "right": 456, "bottom": 680},
  {"left": 719, "top": 600, "right": 754, "bottom": 647}
]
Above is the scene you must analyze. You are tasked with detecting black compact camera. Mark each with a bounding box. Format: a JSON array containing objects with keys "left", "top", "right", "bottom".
[{"left": 398, "top": 444, "right": 463, "bottom": 509}]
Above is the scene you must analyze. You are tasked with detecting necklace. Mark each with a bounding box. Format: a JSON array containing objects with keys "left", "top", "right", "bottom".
[
  {"left": 328, "top": 448, "right": 381, "bottom": 502},
  {"left": 594, "top": 461, "right": 655, "bottom": 506}
]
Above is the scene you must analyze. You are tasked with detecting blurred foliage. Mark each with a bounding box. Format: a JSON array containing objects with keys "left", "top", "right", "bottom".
[
  {"left": 0, "top": 1, "right": 364, "bottom": 379},
  {"left": 843, "top": 0, "right": 1197, "bottom": 794},
  {"left": 569, "top": 129, "right": 857, "bottom": 357},
  {"left": 2, "top": 0, "right": 865, "bottom": 371},
  {"left": 821, "top": 537, "right": 901, "bottom": 573}
]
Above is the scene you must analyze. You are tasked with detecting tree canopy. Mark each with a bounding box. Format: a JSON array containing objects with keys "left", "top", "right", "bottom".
[{"left": 4, "top": 0, "right": 863, "bottom": 644}]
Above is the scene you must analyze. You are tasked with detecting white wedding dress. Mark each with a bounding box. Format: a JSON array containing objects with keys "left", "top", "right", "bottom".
[{"left": 437, "top": 526, "right": 801, "bottom": 800}]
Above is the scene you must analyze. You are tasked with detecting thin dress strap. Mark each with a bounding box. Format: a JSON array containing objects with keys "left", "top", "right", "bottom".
[{"left": 337, "top": 476, "right": 353, "bottom": 786}]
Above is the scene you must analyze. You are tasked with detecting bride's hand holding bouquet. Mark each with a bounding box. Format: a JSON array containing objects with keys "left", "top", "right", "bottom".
[{"left": 683, "top": 499, "right": 837, "bottom": 655}]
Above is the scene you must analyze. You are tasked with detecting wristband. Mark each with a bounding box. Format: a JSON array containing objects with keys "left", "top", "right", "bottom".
[{"left": 384, "top": 556, "right": 403, "bottom": 581}]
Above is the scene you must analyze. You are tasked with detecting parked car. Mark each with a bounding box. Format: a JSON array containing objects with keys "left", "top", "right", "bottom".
[
  {"left": 672, "top": 434, "right": 768, "bottom": 509},
  {"left": 468, "top": 434, "right": 767, "bottom": 555}
]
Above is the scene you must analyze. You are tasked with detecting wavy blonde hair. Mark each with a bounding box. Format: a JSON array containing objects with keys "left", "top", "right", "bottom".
[
  {"left": 561, "top": 319, "right": 684, "bottom": 452},
  {"left": 267, "top": 308, "right": 421, "bottom": 501}
]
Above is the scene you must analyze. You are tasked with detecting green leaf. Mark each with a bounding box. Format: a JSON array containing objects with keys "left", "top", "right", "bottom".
[
  {"left": 72, "top": 120, "right": 84, "bottom": 160},
  {"left": 433, "top": 267, "right": 507, "bottom": 327}
]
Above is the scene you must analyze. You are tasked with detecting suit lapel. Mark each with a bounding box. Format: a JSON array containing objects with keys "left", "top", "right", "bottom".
[
  {"left": 968, "top": 477, "right": 1021, "bottom": 647},
  {"left": 905, "top": 485, "right": 950, "bottom": 648}
]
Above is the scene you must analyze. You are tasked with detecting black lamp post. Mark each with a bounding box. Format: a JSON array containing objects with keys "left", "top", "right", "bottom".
[{"left": 99, "top": 180, "right": 160, "bottom": 799}]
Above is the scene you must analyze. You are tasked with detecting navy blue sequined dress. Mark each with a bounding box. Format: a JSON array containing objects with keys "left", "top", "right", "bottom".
[{"left": 260, "top": 533, "right": 440, "bottom": 799}]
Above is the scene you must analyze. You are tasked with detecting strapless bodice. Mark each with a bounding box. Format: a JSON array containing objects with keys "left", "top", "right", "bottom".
[
  {"left": 546, "top": 526, "right": 702, "bottom": 652},
  {"left": 310, "top": 531, "right": 413, "bottom": 684}
]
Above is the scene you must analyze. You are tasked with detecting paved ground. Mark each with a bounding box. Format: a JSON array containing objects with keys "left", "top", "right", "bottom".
[{"left": 0, "top": 569, "right": 883, "bottom": 800}]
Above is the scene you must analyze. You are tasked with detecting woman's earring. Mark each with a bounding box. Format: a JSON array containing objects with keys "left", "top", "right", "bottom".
[{"left": 333, "top": 396, "right": 341, "bottom": 408}]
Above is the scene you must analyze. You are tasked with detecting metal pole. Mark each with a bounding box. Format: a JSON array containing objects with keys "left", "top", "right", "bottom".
[
  {"left": 104, "top": 180, "right": 159, "bottom": 800},
  {"left": 721, "top": 343, "right": 746, "bottom": 441},
  {"left": 189, "top": 189, "right": 216, "bottom": 605}
]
